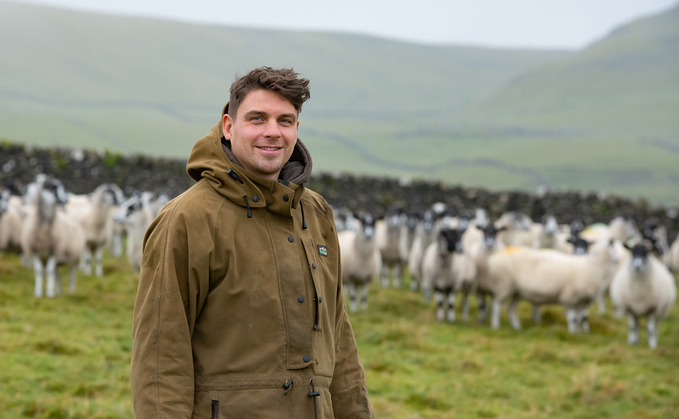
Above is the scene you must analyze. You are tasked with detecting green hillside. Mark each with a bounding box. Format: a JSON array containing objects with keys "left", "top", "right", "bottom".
[
  {"left": 1, "top": 1, "right": 678, "bottom": 206},
  {"left": 464, "top": 3, "right": 679, "bottom": 139},
  {"left": 0, "top": 0, "right": 565, "bottom": 153}
]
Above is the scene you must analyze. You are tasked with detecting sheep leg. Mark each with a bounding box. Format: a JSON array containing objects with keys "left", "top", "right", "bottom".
[
  {"left": 112, "top": 233, "right": 123, "bottom": 258},
  {"left": 69, "top": 262, "right": 77, "bottom": 294},
  {"left": 33, "top": 256, "right": 44, "bottom": 298},
  {"left": 82, "top": 248, "right": 93, "bottom": 276},
  {"left": 95, "top": 247, "right": 104, "bottom": 277},
  {"left": 435, "top": 291, "right": 445, "bottom": 322},
  {"left": 410, "top": 274, "right": 419, "bottom": 292},
  {"left": 477, "top": 293, "right": 487, "bottom": 323},
  {"left": 461, "top": 292, "right": 470, "bottom": 322},
  {"left": 627, "top": 314, "right": 639, "bottom": 345},
  {"left": 380, "top": 265, "right": 390, "bottom": 288},
  {"left": 446, "top": 292, "right": 456, "bottom": 323},
  {"left": 596, "top": 288, "right": 606, "bottom": 314},
  {"left": 579, "top": 308, "right": 590, "bottom": 333},
  {"left": 45, "top": 256, "right": 57, "bottom": 298},
  {"left": 422, "top": 282, "right": 432, "bottom": 304},
  {"left": 491, "top": 298, "right": 503, "bottom": 329},
  {"left": 647, "top": 315, "right": 657, "bottom": 349},
  {"left": 360, "top": 284, "right": 369, "bottom": 311},
  {"left": 508, "top": 297, "right": 522, "bottom": 330},
  {"left": 566, "top": 308, "right": 578, "bottom": 333},
  {"left": 392, "top": 264, "right": 402, "bottom": 288},
  {"left": 348, "top": 283, "right": 358, "bottom": 313}
]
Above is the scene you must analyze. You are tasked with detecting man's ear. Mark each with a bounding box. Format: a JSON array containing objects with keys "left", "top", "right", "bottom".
[{"left": 222, "top": 114, "right": 233, "bottom": 140}]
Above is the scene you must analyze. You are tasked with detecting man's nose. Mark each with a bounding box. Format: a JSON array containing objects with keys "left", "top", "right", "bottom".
[{"left": 263, "top": 120, "right": 281, "bottom": 138}]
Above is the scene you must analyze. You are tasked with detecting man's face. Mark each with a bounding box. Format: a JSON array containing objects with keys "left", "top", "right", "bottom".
[{"left": 223, "top": 89, "right": 299, "bottom": 181}]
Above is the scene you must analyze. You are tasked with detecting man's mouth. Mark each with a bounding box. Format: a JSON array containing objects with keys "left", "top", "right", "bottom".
[{"left": 258, "top": 146, "right": 281, "bottom": 151}]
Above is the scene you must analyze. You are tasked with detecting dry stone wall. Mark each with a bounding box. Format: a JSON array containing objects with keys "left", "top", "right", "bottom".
[{"left": 2, "top": 142, "right": 677, "bottom": 241}]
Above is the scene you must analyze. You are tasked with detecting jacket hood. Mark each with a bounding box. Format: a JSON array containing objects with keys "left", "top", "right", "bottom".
[{"left": 187, "top": 102, "right": 313, "bottom": 210}]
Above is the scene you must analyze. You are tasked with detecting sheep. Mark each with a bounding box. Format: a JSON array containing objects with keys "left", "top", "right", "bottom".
[
  {"left": 114, "top": 193, "right": 155, "bottom": 272},
  {"left": 609, "top": 216, "right": 640, "bottom": 243},
  {"left": 671, "top": 235, "right": 679, "bottom": 273},
  {"left": 0, "top": 190, "right": 23, "bottom": 254},
  {"left": 407, "top": 210, "right": 438, "bottom": 292},
  {"left": 338, "top": 213, "right": 382, "bottom": 313},
  {"left": 20, "top": 177, "right": 85, "bottom": 298},
  {"left": 333, "top": 207, "right": 358, "bottom": 233},
  {"left": 486, "top": 238, "right": 617, "bottom": 332},
  {"left": 463, "top": 224, "right": 507, "bottom": 323},
  {"left": 67, "top": 183, "right": 123, "bottom": 277},
  {"left": 421, "top": 228, "right": 476, "bottom": 322},
  {"left": 398, "top": 211, "right": 419, "bottom": 272},
  {"left": 495, "top": 211, "right": 534, "bottom": 247},
  {"left": 375, "top": 208, "right": 406, "bottom": 288},
  {"left": 609, "top": 243, "right": 676, "bottom": 349},
  {"left": 532, "top": 215, "right": 572, "bottom": 253},
  {"left": 641, "top": 221, "right": 672, "bottom": 268}
]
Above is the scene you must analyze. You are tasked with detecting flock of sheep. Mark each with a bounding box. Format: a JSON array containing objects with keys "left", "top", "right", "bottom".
[
  {"left": 0, "top": 174, "right": 167, "bottom": 297},
  {"left": 1, "top": 174, "right": 678, "bottom": 349},
  {"left": 336, "top": 205, "right": 678, "bottom": 349}
]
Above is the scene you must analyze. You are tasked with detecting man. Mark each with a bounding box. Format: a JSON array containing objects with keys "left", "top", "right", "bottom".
[{"left": 130, "top": 67, "right": 374, "bottom": 418}]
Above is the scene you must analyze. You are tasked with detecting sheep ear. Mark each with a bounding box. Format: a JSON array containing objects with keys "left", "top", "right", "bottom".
[{"left": 623, "top": 242, "right": 632, "bottom": 251}]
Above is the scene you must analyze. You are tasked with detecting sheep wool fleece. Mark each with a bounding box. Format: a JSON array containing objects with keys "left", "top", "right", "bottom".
[{"left": 130, "top": 108, "right": 373, "bottom": 419}]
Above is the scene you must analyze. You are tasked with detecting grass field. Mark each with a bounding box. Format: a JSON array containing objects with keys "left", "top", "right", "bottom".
[{"left": 0, "top": 252, "right": 678, "bottom": 418}]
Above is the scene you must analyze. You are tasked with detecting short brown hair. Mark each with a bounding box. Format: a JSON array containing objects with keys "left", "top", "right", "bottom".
[{"left": 228, "top": 67, "right": 310, "bottom": 120}]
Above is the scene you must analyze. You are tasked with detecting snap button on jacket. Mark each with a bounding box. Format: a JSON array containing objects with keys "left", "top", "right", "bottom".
[{"left": 130, "top": 111, "right": 374, "bottom": 419}]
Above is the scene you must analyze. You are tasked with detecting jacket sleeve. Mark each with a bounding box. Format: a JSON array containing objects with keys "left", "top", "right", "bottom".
[
  {"left": 130, "top": 200, "right": 212, "bottom": 418},
  {"left": 329, "top": 248, "right": 375, "bottom": 419}
]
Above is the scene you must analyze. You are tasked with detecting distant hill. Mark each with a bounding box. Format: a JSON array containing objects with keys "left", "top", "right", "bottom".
[{"left": 464, "top": 3, "right": 679, "bottom": 140}]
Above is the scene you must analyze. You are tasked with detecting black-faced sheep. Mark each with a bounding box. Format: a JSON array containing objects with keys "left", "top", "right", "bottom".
[{"left": 609, "top": 243, "right": 676, "bottom": 349}]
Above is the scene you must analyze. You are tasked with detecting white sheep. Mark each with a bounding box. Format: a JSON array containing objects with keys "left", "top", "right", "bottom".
[
  {"left": 0, "top": 190, "right": 23, "bottom": 254},
  {"left": 20, "top": 177, "right": 85, "bottom": 298},
  {"left": 609, "top": 243, "right": 676, "bottom": 349},
  {"left": 375, "top": 209, "right": 406, "bottom": 288},
  {"left": 67, "top": 183, "right": 123, "bottom": 277},
  {"left": 495, "top": 211, "right": 534, "bottom": 247},
  {"left": 407, "top": 210, "right": 438, "bottom": 292},
  {"left": 421, "top": 228, "right": 476, "bottom": 322},
  {"left": 114, "top": 194, "right": 155, "bottom": 272},
  {"left": 338, "top": 213, "right": 382, "bottom": 313},
  {"left": 462, "top": 224, "right": 507, "bottom": 323},
  {"left": 486, "top": 238, "right": 616, "bottom": 332},
  {"left": 670, "top": 235, "right": 679, "bottom": 273},
  {"left": 532, "top": 215, "right": 573, "bottom": 253}
]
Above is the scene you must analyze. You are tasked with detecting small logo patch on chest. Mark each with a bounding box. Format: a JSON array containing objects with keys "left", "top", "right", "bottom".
[{"left": 317, "top": 245, "right": 328, "bottom": 257}]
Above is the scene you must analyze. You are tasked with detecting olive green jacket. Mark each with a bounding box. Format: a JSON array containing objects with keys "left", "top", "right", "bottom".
[{"left": 130, "top": 110, "right": 373, "bottom": 418}]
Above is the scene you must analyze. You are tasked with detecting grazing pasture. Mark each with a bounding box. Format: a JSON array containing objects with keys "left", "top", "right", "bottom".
[{"left": 0, "top": 252, "right": 677, "bottom": 418}]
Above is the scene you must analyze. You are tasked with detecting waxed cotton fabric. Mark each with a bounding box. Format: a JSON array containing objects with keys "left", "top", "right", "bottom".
[{"left": 130, "top": 105, "right": 373, "bottom": 418}]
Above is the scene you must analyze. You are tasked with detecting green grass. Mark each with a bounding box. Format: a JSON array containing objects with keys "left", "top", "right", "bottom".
[{"left": 1, "top": 251, "right": 678, "bottom": 418}]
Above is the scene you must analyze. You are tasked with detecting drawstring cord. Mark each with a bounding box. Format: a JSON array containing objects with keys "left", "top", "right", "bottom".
[
  {"left": 283, "top": 379, "right": 294, "bottom": 395},
  {"left": 309, "top": 379, "right": 320, "bottom": 419},
  {"left": 242, "top": 195, "right": 252, "bottom": 218},
  {"left": 227, "top": 169, "right": 244, "bottom": 185},
  {"left": 300, "top": 201, "right": 308, "bottom": 230}
]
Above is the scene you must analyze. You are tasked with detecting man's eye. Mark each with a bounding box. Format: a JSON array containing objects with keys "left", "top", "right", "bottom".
[{"left": 280, "top": 119, "right": 292, "bottom": 124}]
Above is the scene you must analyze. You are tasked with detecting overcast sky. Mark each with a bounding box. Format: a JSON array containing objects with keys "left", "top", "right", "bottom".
[{"left": 10, "top": 0, "right": 679, "bottom": 49}]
